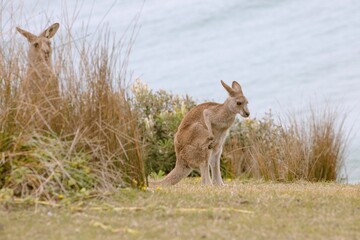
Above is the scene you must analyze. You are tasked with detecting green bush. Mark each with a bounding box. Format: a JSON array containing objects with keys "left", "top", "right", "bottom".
[
  {"left": 131, "top": 80, "right": 196, "bottom": 176},
  {"left": 0, "top": 133, "right": 97, "bottom": 200}
]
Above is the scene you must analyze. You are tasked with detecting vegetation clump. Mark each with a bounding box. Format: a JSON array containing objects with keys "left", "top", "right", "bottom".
[
  {"left": 1, "top": 8, "right": 144, "bottom": 202},
  {"left": 224, "top": 110, "right": 346, "bottom": 181}
]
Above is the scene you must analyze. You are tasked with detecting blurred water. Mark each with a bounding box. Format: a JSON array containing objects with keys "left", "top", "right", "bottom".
[{"left": 9, "top": 0, "right": 360, "bottom": 183}]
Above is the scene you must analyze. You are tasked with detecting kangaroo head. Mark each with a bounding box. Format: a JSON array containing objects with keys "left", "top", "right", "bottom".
[
  {"left": 16, "top": 23, "right": 59, "bottom": 65},
  {"left": 221, "top": 80, "right": 250, "bottom": 118}
]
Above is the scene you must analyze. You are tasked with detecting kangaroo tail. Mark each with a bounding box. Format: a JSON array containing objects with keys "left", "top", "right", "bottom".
[{"left": 149, "top": 164, "right": 192, "bottom": 187}]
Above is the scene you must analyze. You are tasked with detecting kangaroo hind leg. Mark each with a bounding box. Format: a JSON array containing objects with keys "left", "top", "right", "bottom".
[{"left": 200, "top": 161, "right": 212, "bottom": 185}]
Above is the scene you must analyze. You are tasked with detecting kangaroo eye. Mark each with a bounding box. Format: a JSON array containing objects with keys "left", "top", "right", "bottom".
[
  {"left": 33, "top": 42, "right": 39, "bottom": 48},
  {"left": 236, "top": 102, "right": 242, "bottom": 106}
]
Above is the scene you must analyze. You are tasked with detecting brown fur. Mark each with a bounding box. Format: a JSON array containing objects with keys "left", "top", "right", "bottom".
[
  {"left": 149, "top": 80, "right": 250, "bottom": 187},
  {"left": 16, "top": 23, "right": 61, "bottom": 130}
]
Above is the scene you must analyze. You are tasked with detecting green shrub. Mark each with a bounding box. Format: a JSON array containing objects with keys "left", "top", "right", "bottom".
[
  {"left": 0, "top": 133, "right": 97, "bottom": 199},
  {"left": 131, "top": 80, "right": 196, "bottom": 176}
]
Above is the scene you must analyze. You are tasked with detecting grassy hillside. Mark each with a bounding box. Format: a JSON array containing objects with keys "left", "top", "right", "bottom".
[{"left": 1, "top": 179, "right": 359, "bottom": 240}]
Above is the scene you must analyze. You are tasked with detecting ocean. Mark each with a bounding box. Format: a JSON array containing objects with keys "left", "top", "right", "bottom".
[{"left": 9, "top": 0, "right": 360, "bottom": 183}]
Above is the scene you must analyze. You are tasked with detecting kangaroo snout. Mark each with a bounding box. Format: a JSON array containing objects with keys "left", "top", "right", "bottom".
[
  {"left": 240, "top": 105, "right": 250, "bottom": 118},
  {"left": 241, "top": 111, "right": 250, "bottom": 118}
]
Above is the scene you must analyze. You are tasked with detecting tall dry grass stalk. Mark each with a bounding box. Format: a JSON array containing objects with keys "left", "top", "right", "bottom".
[
  {"left": 224, "top": 109, "right": 347, "bottom": 182},
  {"left": 0, "top": 2, "right": 144, "bottom": 201}
]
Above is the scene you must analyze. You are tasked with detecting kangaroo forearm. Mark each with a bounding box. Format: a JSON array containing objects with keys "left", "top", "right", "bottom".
[{"left": 203, "top": 109, "right": 214, "bottom": 136}]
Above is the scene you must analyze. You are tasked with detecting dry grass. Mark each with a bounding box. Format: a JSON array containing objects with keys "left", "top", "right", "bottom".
[
  {"left": 224, "top": 109, "right": 347, "bottom": 182},
  {"left": 0, "top": 178, "right": 359, "bottom": 240},
  {"left": 0, "top": 2, "right": 144, "bottom": 201}
]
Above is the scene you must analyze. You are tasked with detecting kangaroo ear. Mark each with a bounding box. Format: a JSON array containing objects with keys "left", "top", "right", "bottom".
[
  {"left": 16, "top": 27, "right": 37, "bottom": 42},
  {"left": 39, "top": 23, "right": 59, "bottom": 39},
  {"left": 231, "top": 81, "right": 244, "bottom": 95},
  {"left": 221, "top": 80, "right": 236, "bottom": 96}
]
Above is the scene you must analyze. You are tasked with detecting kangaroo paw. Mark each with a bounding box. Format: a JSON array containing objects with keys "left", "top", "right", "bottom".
[{"left": 207, "top": 135, "right": 215, "bottom": 149}]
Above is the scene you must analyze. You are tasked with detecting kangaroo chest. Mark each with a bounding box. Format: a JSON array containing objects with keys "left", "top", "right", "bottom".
[{"left": 212, "top": 115, "right": 235, "bottom": 133}]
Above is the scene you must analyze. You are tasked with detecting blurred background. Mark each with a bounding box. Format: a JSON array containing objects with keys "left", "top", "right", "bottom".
[{"left": 5, "top": 0, "right": 360, "bottom": 183}]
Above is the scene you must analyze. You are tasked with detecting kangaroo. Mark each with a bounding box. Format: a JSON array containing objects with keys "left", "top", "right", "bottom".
[
  {"left": 16, "top": 23, "right": 60, "bottom": 129},
  {"left": 149, "top": 80, "right": 250, "bottom": 187}
]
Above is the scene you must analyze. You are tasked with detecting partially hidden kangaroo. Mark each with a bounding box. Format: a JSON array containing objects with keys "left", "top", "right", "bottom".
[
  {"left": 149, "top": 80, "right": 250, "bottom": 187},
  {"left": 16, "top": 23, "right": 60, "bottom": 128}
]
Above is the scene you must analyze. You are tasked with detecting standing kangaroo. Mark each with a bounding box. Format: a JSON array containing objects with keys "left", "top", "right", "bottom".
[
  {"left": 150, "top": 80, "right": 250, "bottom": 186},
  {"left": 16, "top": 23, "right": 60, "bottom": 129}
]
